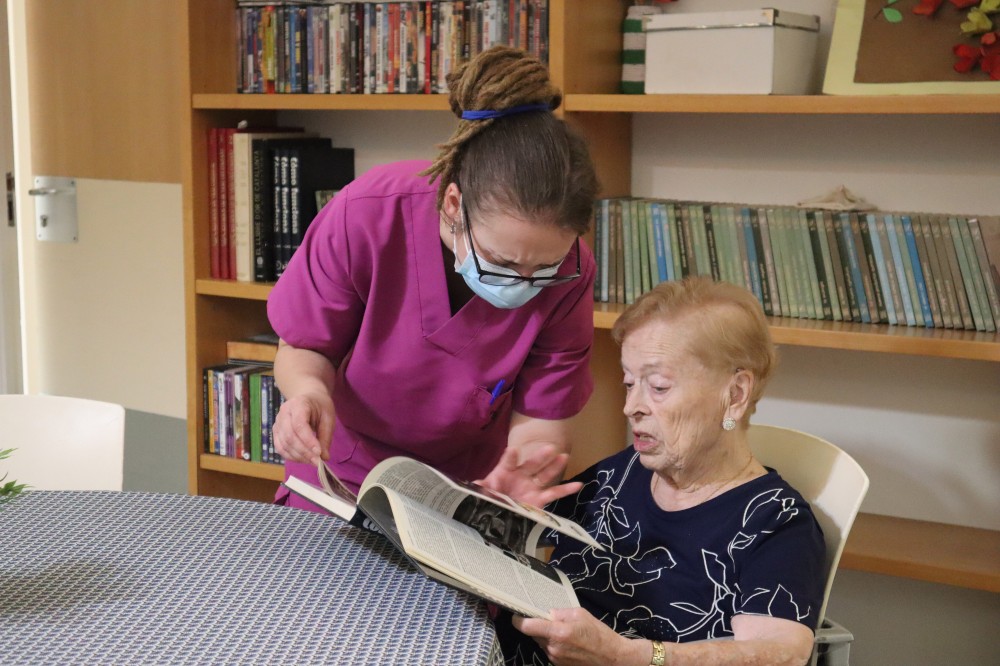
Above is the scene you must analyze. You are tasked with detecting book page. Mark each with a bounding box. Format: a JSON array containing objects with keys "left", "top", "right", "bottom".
[
  {"left": 372, "top": 488, "right": 579, "bottom": 619},
  {"left": 361, "top": 456, "right": 602, "bottom": 552},
  {"left": 283, "top": 475, "right": 357, "bottom": 523}
]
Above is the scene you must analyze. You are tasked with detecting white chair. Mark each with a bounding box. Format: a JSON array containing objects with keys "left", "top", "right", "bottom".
[
  {"left": 747, "top": 424, "right": 870, "bottom": 666},
  {"left": 0, "top": 394, "right": 126, "bottom": 491}
]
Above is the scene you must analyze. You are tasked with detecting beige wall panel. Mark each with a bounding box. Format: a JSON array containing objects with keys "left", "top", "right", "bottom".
[
  {"left": 25, "top": 0, "right": 182, "bottom": 183},
  {"left": 26, "top": 179, "right": 184, "bottom": 418}
]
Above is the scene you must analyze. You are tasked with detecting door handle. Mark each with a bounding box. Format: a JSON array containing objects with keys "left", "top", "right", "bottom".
[{"left": 28, "top": 187, "right": 75, "bottom": 196}]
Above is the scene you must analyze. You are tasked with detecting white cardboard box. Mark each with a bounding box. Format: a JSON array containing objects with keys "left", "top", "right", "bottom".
[{"left": 644, "top": 8, "right": 820, "bottom": 95}]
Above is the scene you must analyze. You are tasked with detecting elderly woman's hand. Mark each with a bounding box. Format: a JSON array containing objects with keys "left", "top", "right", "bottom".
[{"left": 513, "top": 608, "right": 650, "bottom": 666}]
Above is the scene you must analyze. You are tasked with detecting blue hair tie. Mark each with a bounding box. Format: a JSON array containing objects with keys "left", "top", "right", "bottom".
[{"left": 460, "top": 103, "right": 551, "bottom": 121}]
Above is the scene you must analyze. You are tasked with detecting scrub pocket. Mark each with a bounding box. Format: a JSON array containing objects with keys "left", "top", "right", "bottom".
[{"left": 463, "top": 383, "right": 513, "bottom": 430}]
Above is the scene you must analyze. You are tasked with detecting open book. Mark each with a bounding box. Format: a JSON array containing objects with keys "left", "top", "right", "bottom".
[{"left": 283, "top": 456, "right": 601, "bottom": 618}]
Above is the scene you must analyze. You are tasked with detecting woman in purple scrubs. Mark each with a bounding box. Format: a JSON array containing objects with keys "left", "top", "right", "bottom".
[{"left": 267, "top": 45, "right": 599, "bottom": 511}]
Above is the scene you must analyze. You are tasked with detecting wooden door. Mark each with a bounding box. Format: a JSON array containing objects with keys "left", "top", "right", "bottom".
[{"left": 8, "top": 0, "right": 187, "bottom": 417}]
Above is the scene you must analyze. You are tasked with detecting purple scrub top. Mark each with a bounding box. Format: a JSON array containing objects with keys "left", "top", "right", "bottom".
[{"left": 267, "top": 160, "right": 595, "bottom": 511}]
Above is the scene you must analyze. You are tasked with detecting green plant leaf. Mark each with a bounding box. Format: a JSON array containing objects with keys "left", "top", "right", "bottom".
[{"left": 882, "top": 7, "right": 904, "bottom": 22}]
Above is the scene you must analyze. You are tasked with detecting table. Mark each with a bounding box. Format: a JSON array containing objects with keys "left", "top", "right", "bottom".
[{"left": 0, "top": 491, "right": 502, "bottom": 665}]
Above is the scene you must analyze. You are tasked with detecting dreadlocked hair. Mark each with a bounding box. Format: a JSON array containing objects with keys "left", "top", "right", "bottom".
[{"left": 420, "top": 45, "right": 597, "bottom": 236}]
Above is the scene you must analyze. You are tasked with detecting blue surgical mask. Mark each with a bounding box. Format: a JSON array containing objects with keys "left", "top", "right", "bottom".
[{"left": 452, "top": 219, "right": 558, "bottom": 309}]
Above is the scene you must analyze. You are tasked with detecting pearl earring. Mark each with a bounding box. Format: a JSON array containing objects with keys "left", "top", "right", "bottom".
[{"left": 722, "top": 417, "right": 737, "bottom": 431}]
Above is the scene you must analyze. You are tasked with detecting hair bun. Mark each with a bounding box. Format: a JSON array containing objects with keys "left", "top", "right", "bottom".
[{"left": 447, "top": 45, "right": 562, "bottom": 120}]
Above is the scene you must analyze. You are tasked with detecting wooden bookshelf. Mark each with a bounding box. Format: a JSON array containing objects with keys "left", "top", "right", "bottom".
[
  {"left": 595, "top": 303, "right": 1000, "bottom": 360},
  {"left": 180, "top": 0, "right": 1000, "bottom": 597},
  {"left": 564, "top": 93, "right": 1000, "bottom": 115}
]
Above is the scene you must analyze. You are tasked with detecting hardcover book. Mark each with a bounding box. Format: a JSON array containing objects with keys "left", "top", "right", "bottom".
[{"left": 284, "top": 456, "right": 601, "bottom": 618}]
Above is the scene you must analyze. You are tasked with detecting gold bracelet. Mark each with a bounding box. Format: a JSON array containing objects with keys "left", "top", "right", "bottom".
[{"left": 649, "top": 639, "right": 665, "bottom": 666}]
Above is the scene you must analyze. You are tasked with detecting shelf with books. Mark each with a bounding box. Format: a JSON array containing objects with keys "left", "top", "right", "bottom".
[
  {"left": 193, "top": 93, "right": 452, "bottom": 112},
  {"left": 564, "top": 94, "right": 1000, "bottom": 115},
  {"left": 841, "top": 513, "right": 1000, "bottom": 593}
]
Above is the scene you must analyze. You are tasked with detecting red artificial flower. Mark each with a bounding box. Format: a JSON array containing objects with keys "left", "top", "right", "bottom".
[
  {"left": 949, "top": 0, "right": 981, "bottom": 9},
  {"left": 914, "top": 0, "right": 945, "bottom": 16},
  {"left": 953, "top": 43, "right": 981, "bottom": 72},
  {"left": 981, "top": 32, "right": 1000, "bottom": 79}
]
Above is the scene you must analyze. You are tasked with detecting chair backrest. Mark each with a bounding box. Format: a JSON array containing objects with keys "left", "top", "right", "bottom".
[
  {"left": 746, "top": 424, "right": 869, "bottom": 627},
  {"left": 0, "top": 394, "right": 126, "bottom": 491}
]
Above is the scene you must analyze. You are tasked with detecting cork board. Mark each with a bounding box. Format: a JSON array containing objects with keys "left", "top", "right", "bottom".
[{"left": 823, "top": 0, "right": 1000, "bottom": 94}]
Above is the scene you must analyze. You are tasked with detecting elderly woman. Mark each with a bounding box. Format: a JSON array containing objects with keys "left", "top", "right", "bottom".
[{"left": 498, "top": 277, "right": 825, "bottom": 666}]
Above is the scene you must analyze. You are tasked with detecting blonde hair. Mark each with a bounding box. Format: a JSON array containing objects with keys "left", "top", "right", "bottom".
[
  {"left": 612, "top": 277, "right": 777, "bottom": 422},
  {"left": 420, "top": 45, "right": 597, "bottom": 235}
]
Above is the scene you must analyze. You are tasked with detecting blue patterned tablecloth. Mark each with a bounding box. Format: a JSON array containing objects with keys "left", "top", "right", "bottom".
[{"left": 0, "top": 491, "right": 502, "bottom": 665}]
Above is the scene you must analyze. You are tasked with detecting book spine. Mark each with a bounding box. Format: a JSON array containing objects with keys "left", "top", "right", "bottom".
[
  {"left": 776, "top": 209, "right": 802, "bottom": 319},
  {"left": 703, "top": 205, "right": 721, "bottom": 282},
  {"left": 814, "top": 210, "right": 842, "bottom": 321},
  {"left": 249, "top": 371, "right": 262, "bottom": 463},
  {"left": 217, "top": 128, "right": 231, "bottom": 279},
  {"left": 921, "top": 215, "right": 954, "bottom": 328},
  {"left": 611, "top": 199, "right": 623, "bottom": 303},
  {"left": 865, "top": 213, "right": 896, "bottom": 325},
  {"left": 795, "top": 209, "right": 821, "bottom": 320},
  {"left": 756, "top": 207, "right": 780, "bottom": 315},
  {"left": 886, "top": 213, "right": 919, "bottom": 326},
  {"left": 912, "top": 215, "right": 944, "bottom": 328},
  {"left": 742, "top": 208, "right": 762, "bottom": 303},
  {"left": 857, "top": 212, "right": 887, "bottom": 323},
  {"left": 869, "top": 214, "right": 906, "bottom": 326},
  {"left": 203, "top": 368, "right": 211, "bottom": 453},
  {"left": 620, "top": 199, "right": 633, "bottom": 303},
  {"left": 592, "top": 202, "right": 603, "bottom": 301},
  {"left": 689, "top": 204, "right": 710, "bottom": 279},
  {"left": 733, "top": 208, "right": 751, "bottom": 292},
  {"left": 208, "top": 128, "right": 221, "bottom": 279},
  {"left": 232, "top": 133, "right": 253, "bottom": 282},
  {"left": 665, "top": 202, "right": 682, "bottom": 282},
  {"left": 873, "top": 213, "right": 903, "bottom": 326},
  {"left": 720, "top": 207, "right": 738, "bottom": 289},
  {"left": 968, "top": 217, "right": 1000, "bottom": 327},
  {"left": 748, "top": 208, "right": 771, "bottom": 314},
  {"left": 938, "top": 216, "right": 976, "bottom": 330},
  {"left": 651, "top": 201, "right": 668, "bottom": 284},
  {"left": 955, "top": 217, "right": 995, "bottom": 331},
  {"left": 636, "top": 200, "right": 650, "bottom": 295},
  {"left": 846, "top": 212, "right": 876, "bottom": 323},
  {"left": 805, "top": 211, "right": 831, "bottom": 320},
  {"left": 711, "top": 205, "right": 731, "bottom": 286},
  {"left": 902, "top": 215, "right": 934, "bottom": 328},
  {"left": 821, "top": 211, "right": 849, "bottom": 322},
  {"left": 657, "top": 202, "right": 675, "bottom": 282},
  {"left": 678, "top": 204, "right": 695, "bottom": 279},
  {"left": 251, "top": 141, "right": 273, "bottom": 282},
  {"left": 837, "top": 212, "right": 868, "bottom": 323}
]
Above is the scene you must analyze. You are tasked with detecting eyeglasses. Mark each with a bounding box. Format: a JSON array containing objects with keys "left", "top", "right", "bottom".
[{"left": 462, "top": 200, "right": 581, "bottom": 287}]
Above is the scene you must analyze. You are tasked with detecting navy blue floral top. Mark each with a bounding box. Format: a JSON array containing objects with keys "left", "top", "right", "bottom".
[{"left": 497, "top": 448, "right": 825, "bottom": 665}]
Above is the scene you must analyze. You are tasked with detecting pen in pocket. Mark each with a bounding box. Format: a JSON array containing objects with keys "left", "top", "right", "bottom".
[{"left": 489, "top": 379, "right": 506, "bottom": 405}]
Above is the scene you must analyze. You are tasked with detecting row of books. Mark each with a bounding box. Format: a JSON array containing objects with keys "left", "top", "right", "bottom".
[
  {"left": 203, "top": 362, "right": 285, "bottom": 465},
  {"left": 593, "top": 198, "right": 1000, "bottom": 332},
  {"left": 236, "top": 1, "right": 549, "bottom": 94},
  {"left": 208, "top": 126, "right": 354, "bottom": 281}
]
